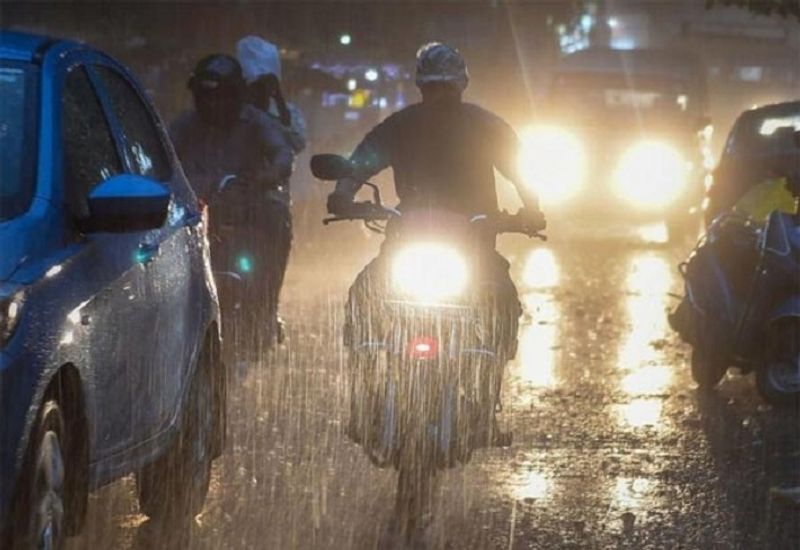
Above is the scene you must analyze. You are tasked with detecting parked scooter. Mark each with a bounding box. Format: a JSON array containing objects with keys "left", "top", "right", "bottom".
[
  {"left": 311, "top": 154, "right": 546, "bottom": 539},
  {"left": 671, "top": 176, "right": 800, "bottom": 406}
]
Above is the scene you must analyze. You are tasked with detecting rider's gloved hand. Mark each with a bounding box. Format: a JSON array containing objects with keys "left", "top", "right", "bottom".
[
  {"left": 518, "top": 206, "right": 547, "bottom": 232},
  {"left": 327, "top": 190, "right": 356, "bottom": 216}
]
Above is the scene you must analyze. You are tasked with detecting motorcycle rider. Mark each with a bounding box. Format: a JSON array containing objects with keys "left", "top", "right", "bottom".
[
  {"left": 170, "top": 54, "right": 294, "bottom": 345},
  {"left": 327, "top": 43, "right": 544, "bottom": 411},
  {"left": 236, "top": 36, "right": 308, "bottom": 341},
  {"left": 237, "top": 35, "right": 307, "bottom": 154}
]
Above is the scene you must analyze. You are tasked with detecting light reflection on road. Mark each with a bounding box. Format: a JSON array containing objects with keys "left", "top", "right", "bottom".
[
  {"left": 616, "top": 398, "right": 664, "bottom": 428},
  {"left": 616, "top": 254, "right": 674, "bottom": 430},
  {"left": 513, "top": 247, "right": 561, "bottom": 396},
  {"left": 613, "top": 477, "right": 652, "bottom": 510},
  {"left": 510, "top": 467, "right": 551, "bottom": 501}
]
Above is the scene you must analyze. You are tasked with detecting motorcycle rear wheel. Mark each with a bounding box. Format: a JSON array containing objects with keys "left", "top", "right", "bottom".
[{"left": 691, "top": 347, "right": 727, "bottom": 390}]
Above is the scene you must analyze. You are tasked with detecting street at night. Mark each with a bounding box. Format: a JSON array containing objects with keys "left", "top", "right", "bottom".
[
  {"left": 1, "top": 2, "right": 799, "bottom": 549},
  {"left": 66, "top": 226, "right": 800, "bottom": 549}
]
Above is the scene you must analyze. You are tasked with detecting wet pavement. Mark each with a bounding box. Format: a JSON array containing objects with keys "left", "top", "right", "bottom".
[{"left": 68, "top": 223, "right": 799, "bottom": 549}]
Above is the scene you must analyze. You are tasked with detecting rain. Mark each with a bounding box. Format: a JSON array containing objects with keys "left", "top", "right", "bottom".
[{"left": 0, "top": 1, "right": 799, "bottom": 549}]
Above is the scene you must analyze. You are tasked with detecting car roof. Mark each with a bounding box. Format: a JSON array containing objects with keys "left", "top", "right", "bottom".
[
  {"left": 0, "top": 29, "right": 81, "bottom": 62},
  {"left": 746, "top": 100, "right": 800, "bottom": 118},
  {"left": 557, "top": 47, "right": 704, "bottom": 82}
]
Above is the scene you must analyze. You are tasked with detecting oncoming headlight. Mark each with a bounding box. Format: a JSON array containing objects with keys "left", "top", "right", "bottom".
[
  {"left": 614, "top": 141, "right": 690, "bottom": 208},
  {"left": 391, "top": 243, "right": 468, "bottom": 301},
  {"left": 518, "top": 126, "right": 586, "bottom": 205}
]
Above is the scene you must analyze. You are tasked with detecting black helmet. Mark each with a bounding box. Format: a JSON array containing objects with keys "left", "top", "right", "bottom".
[
  {"left": 188, "top": 54, "right": 245, "bottom": 125},
  {"left": 188, "top": 54, "right": 245, "bottom": 93}
]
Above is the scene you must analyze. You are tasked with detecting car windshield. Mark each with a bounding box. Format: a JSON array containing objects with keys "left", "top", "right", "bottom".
[
  {"left": 0, "top": 62, "right": 37, "bottom": 222},
  {"left": 727, "top": 105, "right": 800, "bottom": 158},
  {"left": 549, "top": 72, "right": 697, "bottom": 126}
]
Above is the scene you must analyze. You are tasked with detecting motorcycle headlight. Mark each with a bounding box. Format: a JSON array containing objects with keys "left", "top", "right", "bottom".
[
  {"left": 392, "top": 243, "right": 468, "bottom": 302},
  {"left": 518, "top": 125, "right": 585, "bottom": 205},
  {"left": 614, "top": 141, "right": 690, "bottom": 208},
  {"left": 0, "top": 291, "right": 25, "bottom": 346}
]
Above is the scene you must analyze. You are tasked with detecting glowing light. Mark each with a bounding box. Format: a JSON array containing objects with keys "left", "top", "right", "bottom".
[
  {"left": 618, "top": 255, "right": 673, "bottom": 372},
  {"left": 518, "top": 126, "right": 585, "bottom": 205},
  {"left": 392, "top": 243, "right": 468, "bottom": 301},
  {"left": 616, "top": 398, "right": 663, "bottom": 428},
  {"left": 627, "top": 255, "right": 672, "bottom": 297},
  {"left": 45, "top": 265, "right": 63, "bottom": 278},
  {"left": 523, "top": 247, "right": 560, "bottom": 289},
  {"left": 621, "top": 365, "right": 671, "bottom": 395},
  {"left": 515, "top": 295, "right": 558, "bottom": 391},
  {"left": 511, "top": 468, "right": 551, "bottom": 501},
  {"left": 408, "top": 337, "right": 438, "bottom": 360},
  {"left": 614, "top": 477, "right": 651, "bottom": 509},
  {"left": 636, "top": 222, "right": 669, "bottom": 244},
  {"left": 614, "top": 141, "right": 689, "bottom": 208},
  {"left": 346, "top": 78, "right": 357, "bottom": 92},
  {"left": 236, "top": 255, "right": 253, "bottom": 274},
  {"left": 339, "top": 33, "right": 352, "bottom": 46},
  {"left": 134, "top": 249, "right": 150, "bottom": 264},
  {"left": 759, "top": 115, "right": 800, "bottom": 136},
  {"left": 364, "top": 68, "right": 379, "bottom": 82}
]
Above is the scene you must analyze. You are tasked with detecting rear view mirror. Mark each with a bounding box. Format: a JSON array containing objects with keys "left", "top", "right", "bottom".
[
  {"left": 83, "top": 174, "right": 171, "bottom": 233},
  {"left": 310, "top": 154, "right": 354, "bottom": 180}
]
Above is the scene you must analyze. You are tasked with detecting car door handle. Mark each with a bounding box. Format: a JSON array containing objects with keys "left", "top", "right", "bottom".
[{"left": 136, "top": 242, "right": 160, "bottom": 264}]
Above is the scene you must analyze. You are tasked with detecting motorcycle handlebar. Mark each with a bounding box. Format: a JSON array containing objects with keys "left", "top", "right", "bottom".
[{"left": 324, "top": 205, "right": 546, "bottom": 239}]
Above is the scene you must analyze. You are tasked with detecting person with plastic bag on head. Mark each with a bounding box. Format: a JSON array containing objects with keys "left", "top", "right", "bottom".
[
  {"left": 236, "top": 35, "right": 307, "bottom": 154},
  {"left": 170, "top": 53, "right": 294, "bottom": 348},
  {"left": 236, "top": 36, "right": 310, "bottom": 343}
]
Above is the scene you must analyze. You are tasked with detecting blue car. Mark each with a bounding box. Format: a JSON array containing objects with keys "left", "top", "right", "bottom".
[{"left": 0, "top": 31, "right": 225, "bottom": 548}]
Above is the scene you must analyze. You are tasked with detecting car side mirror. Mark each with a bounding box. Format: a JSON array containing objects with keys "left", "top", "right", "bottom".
[
  {"left": 83, "top": 174, "right": 171, "bottom": 233},
  {"left": 310, "top": 154, "right": 354, "bottom": 180}
]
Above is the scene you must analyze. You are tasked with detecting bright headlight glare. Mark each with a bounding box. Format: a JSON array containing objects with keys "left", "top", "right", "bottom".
[
  {"left": 615, "top": 141, "right": 689, "bottom": 208},
  {"left": 392, "top": 243, "right": 468, "bottom": 301},
  {"left": 518, "top": 126, "right": 585, "bottom": 205}
]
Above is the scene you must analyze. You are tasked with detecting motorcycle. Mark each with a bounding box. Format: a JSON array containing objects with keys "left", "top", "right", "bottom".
[
  {"left": 311, "top": 154, "right": 546, "bottom": 538},
  {"left": 204, "top": 175, "right": 281, "bottom": 361},
  {"left": 670, "top": 207, "right": 800, "bottom": 406}
]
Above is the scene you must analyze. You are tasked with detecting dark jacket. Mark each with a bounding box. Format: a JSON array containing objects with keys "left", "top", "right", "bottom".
[
  {"left": 345, "top": 98, "right": 530, "bottom": 216},
  {"left": 170, "top": 104, "right": 294, "bottom": 203}
]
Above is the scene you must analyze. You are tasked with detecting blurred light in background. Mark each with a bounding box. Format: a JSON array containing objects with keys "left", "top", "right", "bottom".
[
  {"left": 339, "top": 33, "right": 351, "bottom": 46},
  {"left": 518, "top": 126, "right": 585, "bottom": 205},
  {"left": 364, "top": 68, "right": 379, "bottom": 82},
  {"left": 614, "top": 141, "right": 689, "bottom": 208}
]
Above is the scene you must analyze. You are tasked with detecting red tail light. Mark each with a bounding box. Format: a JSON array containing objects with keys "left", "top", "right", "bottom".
[{"left": 408, "top": 336, "right": 438, "bottom": 360}]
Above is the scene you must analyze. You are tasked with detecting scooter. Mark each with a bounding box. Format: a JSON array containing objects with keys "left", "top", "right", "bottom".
[
  {"left": 671, "top": 206, "right": 800, "bottom": 406},
  {"left": 311, "top": 154, "right": 546, "bottom": 539},
  {"left": 205, "top": 175, "right": 280, "bottom": 361}
]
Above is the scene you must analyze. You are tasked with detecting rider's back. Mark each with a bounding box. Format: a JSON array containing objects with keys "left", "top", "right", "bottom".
[{"left": 352, "top": 99, "right": 518, "bottom": 216}]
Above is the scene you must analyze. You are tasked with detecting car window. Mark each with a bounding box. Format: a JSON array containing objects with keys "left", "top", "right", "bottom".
[
  {"left": 0, "top": 63, "right": 37, "bottom": 222},
  {"left": 62, "top": 65, "right": 121, "bottom": 219},
  {"left": 94, "top": 66, "right": 171, "bottom": 182}
]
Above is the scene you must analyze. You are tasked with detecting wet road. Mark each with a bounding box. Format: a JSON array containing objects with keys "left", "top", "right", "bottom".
[{"left": 69, "top": 224, "right": 799, "bottom": 549}]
